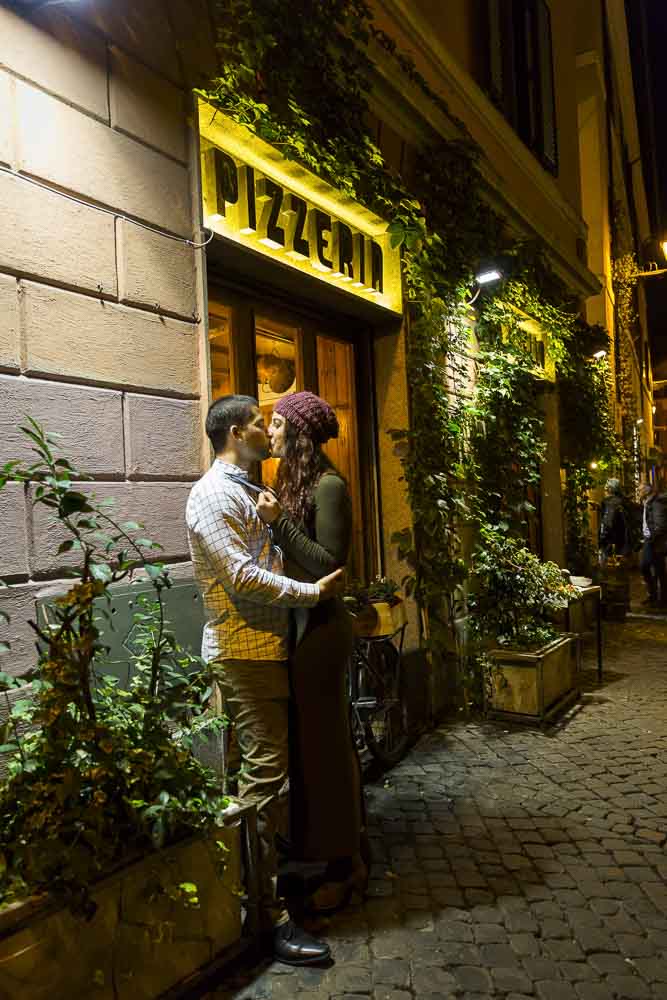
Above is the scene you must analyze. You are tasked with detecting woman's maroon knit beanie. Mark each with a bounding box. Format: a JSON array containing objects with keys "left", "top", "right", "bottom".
[{"left": 274, "top": 391, "right": 339, "bottom": 444}]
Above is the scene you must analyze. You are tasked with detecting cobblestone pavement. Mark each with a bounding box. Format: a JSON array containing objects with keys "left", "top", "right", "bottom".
[{"left": 210, "top": 612, "right": 667, "bottom": 1000}]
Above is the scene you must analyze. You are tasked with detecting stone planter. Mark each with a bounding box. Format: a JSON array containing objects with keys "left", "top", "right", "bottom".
[
  {"left": 0, "top": 820, "right": 249, "bottom": 1000},
  {"left": 487, "top": 634, "right": 577, "bottom": 724}
]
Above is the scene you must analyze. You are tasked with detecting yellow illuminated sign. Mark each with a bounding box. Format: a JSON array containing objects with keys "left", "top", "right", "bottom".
[{"left": 199, "top": 104, "right": 402, "bottom": 314}]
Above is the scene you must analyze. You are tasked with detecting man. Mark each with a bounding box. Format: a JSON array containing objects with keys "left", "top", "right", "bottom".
[
  {"left": 638, "top": 480, "right": 667, "bottom": 606},
  {"left": 598, "top": 478, "right": 629, "bottom": 563},
  {"left": 186, "top": 395, "right": 342, "bottom": 965}
]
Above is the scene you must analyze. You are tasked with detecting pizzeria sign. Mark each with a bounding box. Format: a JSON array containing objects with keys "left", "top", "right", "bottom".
[{"left": 199, "top": 107, "right": 402, "bottom": 314}]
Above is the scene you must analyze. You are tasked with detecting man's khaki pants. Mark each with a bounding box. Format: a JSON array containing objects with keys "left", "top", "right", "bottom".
[{"left": 219, "top": 658, "right": 290, "bottom": 929}]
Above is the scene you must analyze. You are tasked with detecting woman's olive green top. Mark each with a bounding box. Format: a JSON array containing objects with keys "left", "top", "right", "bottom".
[{"left": 271, "top": 473, "right": 351, "bottom": 581}]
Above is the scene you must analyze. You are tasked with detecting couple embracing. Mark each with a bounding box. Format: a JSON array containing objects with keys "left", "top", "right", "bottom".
[{"left": 186, "top": 391, "right": 367, "bottom": 966}]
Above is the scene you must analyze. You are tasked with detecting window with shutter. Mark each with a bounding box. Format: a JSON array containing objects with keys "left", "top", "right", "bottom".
[{"left": 484, "top": 0, "right": 558, "bottom": 175}]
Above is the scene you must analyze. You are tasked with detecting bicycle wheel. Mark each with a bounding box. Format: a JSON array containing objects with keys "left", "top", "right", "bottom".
[{"left": 361, "top": 639, "right": 410, "bottom": 767}]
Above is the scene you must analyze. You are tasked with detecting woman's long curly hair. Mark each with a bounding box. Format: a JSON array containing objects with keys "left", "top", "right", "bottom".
[{"left": 275, "top": 420, "right": 336, "bottom": 527}]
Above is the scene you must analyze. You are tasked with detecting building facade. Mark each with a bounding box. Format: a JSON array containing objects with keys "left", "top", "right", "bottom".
[
  {"left": 0, "top": 1, "right": 657, "bottom": 701},
  {"left": 577, "top": 0, "right": 657, "bottom": 491}
]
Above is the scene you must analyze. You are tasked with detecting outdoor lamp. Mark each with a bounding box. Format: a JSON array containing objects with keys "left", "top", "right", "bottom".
[
  {"left": 592, "top": 350, "right": 607, "bottom": 360},
  {"left": 475, "top": 268, "right": 503, "bottom": 285},
  {"left": 661, "top": 239, "right": 667, "bottom": 261},
  {"left": 467, "top": 256, "right": 511, "bottom": 304},
  {"left": 637, "top": 418, "right": 644, "bottom": 426}
]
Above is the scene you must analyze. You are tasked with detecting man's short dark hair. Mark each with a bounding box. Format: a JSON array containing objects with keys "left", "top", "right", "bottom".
[{"left": 206, "top": 395, "right": 258, "bottom": 452}]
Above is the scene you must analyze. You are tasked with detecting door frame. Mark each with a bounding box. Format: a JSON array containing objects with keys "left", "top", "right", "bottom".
[{"left": 206, "top": 279, "right": 383, "bottom": 581}]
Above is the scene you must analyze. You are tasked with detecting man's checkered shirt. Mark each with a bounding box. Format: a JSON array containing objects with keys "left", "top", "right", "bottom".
[{"left": 186, "top": 460, "right": 320, "bottom": 662}]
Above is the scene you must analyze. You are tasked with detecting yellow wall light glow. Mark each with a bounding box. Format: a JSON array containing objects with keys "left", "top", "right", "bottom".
[{"left": 198, "top": 101, "right": 403, "bottom": 315}]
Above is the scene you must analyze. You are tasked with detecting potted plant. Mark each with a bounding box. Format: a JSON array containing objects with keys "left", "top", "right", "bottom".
[
  {"left": 468, "top": 527, "right": 578, "bottom": 723},
  {"left": 344, "top": 577, "right": 407, "bottom": 637},
  {"left": 0, "top": 422, "right": 249, "bottom": 999}
]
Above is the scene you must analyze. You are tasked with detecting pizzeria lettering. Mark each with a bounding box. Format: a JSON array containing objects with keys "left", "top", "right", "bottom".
[{"left": 206, "top": 148, "right": 384, "bottom": 294}]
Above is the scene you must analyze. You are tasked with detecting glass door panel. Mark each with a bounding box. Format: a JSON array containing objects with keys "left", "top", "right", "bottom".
[
  {"left": 316, "top": 335, "right": 363, "bottom": 581},
  {"left": 208, "top": 300, "right": 233, "bottom": 397},
  {"left": 206, "top": 288, "right": 370, "bottom": 583},
  {"left": 255, "top": 311, "right": 301, "bottom": 488}
]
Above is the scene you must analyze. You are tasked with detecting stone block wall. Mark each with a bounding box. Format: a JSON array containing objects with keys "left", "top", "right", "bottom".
[{"left": 0, "top": 2, "right": 217, "bottom": 677}]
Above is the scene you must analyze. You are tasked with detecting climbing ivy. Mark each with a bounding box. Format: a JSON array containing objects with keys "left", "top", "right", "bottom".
[
  {"left": 202, "top": 0, "right": 618, "bottom": 693},
  {"left": 612, "top": 254, "right": 641, "bottom": 489}
]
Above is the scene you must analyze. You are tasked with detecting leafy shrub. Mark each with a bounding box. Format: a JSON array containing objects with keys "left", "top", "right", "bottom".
[
  {"left": 0, "top": 421, "right": 227, "bottom": 913},
  {"left": 468, "top": 526, "right": 577, "bottom": 650}
]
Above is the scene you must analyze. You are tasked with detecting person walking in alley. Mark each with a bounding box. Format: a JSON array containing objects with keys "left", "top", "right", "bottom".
[
  {"left": 256, "top": 391, "right": 368, "bottom": 915},
  {"left": 638, "top": 480, "right": 667, "bottom": 606},
  {"left": 598, "top": 478, "right": 630, "bottom": 563},
  {"left": 186, "top": 394, "right": 343, "bottom": 966}
]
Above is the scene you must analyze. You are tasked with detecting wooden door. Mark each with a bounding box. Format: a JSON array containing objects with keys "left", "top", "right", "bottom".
[{"left": 207, "top": 288, "right": 372, "bottom": 582}]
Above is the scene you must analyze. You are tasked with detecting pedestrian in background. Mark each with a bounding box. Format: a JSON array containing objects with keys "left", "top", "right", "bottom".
[
  {"left": 598, "top": 478, "right": 630, "bottom": 563},
  {"left": 638, "top": 480, "right": 667, "bottom": 606}
]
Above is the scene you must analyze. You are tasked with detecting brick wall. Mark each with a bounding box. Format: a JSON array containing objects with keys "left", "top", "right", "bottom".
[{"left": 0, "top": 1, "right": 216, "bottom": 676}]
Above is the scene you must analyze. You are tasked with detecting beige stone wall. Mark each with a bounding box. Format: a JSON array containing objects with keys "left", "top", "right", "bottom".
[
  {"left": 373, "top": 323, "right": 419, "bottom": 649},
  {"left": 370, "top": 0, "right": 594, "bottom": 297},
  {"left": 0, "top": 2, "right": 216, "bottom": 677}
]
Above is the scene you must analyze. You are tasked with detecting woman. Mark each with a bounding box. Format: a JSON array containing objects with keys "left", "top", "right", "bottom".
[{"left": 256, "top": 390, "right": 367, "bottom": 913}]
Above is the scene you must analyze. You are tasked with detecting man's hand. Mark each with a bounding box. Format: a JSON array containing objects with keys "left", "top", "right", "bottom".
[
  {"left": 256, "top": 490, "right": 281, "bottom": 524},
  {"left": 316, "top": 567, "right": 345, "bottom": 601}
]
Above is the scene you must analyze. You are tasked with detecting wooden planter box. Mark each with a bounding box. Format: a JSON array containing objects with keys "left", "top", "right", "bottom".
[
  {"left": 599, "top": 565, "right": 630, "bottom": 622},
  {"left": 354, "top": 599, "right": 407, "bottom": 638},
  {"left": 487, "top": 634, "right": 577, "bottom": 724},
  {"left": 0, "top": 816, "right": 252, "bottom": 1000}
]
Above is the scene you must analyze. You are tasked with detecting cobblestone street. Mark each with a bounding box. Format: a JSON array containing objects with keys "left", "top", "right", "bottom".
[{"left": 212, "top": 610, "right": 667, "bottom": 1000}]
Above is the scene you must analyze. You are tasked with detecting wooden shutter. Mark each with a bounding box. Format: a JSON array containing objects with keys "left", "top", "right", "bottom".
[
  {"left": 535, "top": 0, "right": 558, "bottom": 173},
  {"left": 487, "top": 0, "right": 505, "bottom": 106}
]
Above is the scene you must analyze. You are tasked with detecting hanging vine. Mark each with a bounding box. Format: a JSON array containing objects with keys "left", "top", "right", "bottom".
[
  {"left": 202, "top": 0, "right": 617, "bottom": 696},
  {"left": 612, "top": 253, "right": 640, "bottom": 488}
]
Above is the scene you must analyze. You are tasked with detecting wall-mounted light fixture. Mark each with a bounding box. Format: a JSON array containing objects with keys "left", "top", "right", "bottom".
[
  {"left": 476, "top": 268, "right": 503, "bottom": 285},
  {"left": 592, "top": 349, "right": 607, "bottom": 360},
  {"left": 467, "top": 258, "right": 508, "bottom": 305},
  {"left": 636, "top": 418, "right": 644, "bottom": 426}
]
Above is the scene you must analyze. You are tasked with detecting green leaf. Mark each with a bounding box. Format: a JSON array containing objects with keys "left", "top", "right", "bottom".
[
  {"left": 90, "top": 563, "right": 113, "bottom": 583},
  {"left": 144, "top": 563, "right": 166, "bottom": 580},
  {"left": 179, "top": 882, "right": 198, "bottom": 895},
  {"left": 0, "top": 670, "right": 21, "bottom": 688},
  {"left": 59, "top": 492, "right": 93, "bottom": 517},
  {"left": 135, "top": 538, "right": 162, "bottom": 550}
]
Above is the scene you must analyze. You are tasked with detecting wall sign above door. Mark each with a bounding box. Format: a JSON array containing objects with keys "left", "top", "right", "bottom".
[{"left": 199, "top": 104, "right": 402, "bottom": 314}]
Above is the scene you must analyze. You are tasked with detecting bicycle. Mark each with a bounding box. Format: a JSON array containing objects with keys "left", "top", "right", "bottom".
[{"left": 348, "top": 620, "right": 410, "bottom": 768}]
